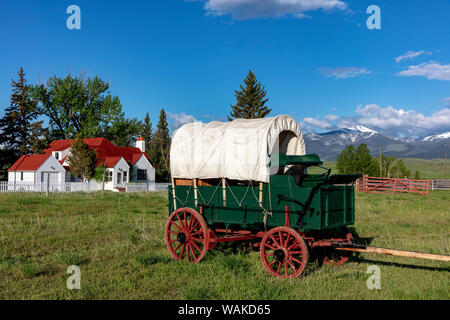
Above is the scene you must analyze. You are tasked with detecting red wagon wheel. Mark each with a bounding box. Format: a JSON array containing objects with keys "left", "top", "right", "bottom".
[
  {"left": 165, "top": 207, "right": 208, "bottom": 264},
  {"left": 260, "top": 226, "right": 309, "bottom": 279}
]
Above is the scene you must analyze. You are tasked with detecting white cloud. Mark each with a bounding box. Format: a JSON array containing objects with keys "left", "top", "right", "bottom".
[
  {"left": 168, "top": 112, "right": 197, "bottom": 130},
  {"left": 444, "top": 97, "right": 450, "bottom": 107},
  {"left": 395, "top": 50, "right": 431, "bottom": 63},
  {"left": 397, "top": 61, "right": 450, "bottom": 80},
  {"left": 318, "top": 67, "right": 370, "bottom": 79},
  {"left": 301, "top": 104, "right": 450, "bottom": 138},
  {"left": 201, "top": 0, "right": 347, "bottom": 20},
  {"left": 302, "top": 117, "right": 333, "bottom": 129}
]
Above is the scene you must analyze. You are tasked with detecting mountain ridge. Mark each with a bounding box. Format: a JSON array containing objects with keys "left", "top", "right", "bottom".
[{"left": 303, "top": 126, "right": 450, "bottom": 161}]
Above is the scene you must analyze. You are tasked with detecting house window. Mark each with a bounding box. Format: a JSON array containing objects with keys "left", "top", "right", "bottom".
[
  {"left": 137, "top": 169, "right": 147, "bottom": 181},
  {"left": 123, "top": 171, "right": 127, "bottom": 183},
  {"left": 54, "top": 152, "right": 59, "bottom": 160},
  {"left": 108, "top": 171, "right": 113, "bottom": 180},
  {"left": 20, "top": 172, "right": 24, "bottom": 181}
]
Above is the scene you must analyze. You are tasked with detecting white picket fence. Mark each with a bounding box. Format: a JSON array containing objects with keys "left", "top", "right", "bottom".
[
  {"left": 0, "top": 181, "right": 100, "bottom": 193},
  {"left": 125, "top": 182, "right": 170, "bottom": 192},
  {"left": 430, "top": 179, "right": 450, "bottom": 191},
  {"left": 0, "top": 181, "right": 169, "bottom": 193}
]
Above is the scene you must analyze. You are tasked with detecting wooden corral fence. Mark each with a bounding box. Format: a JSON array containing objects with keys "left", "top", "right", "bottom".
[
  {"left": 356, "top": 176, "right": 431, "bottom": 196},
  {"left": 431, "top": 179, "right": 450, "bottom": 191}
]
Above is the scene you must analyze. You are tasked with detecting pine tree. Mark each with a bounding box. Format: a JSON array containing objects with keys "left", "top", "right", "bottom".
[
  {"left": 355, "top": 144, "right": 378, "bottom": 176},
  {"left": 66, "top": 134, "right": 97, "bottom": 181},
  {"left": 149, "top": 109, "right": 171, "bottom": 181},
  {"left": 0, "top": 67, "right": 47, "bottom": 179},
  {"left": 140, "top": 112, "right": 153, "bottom": 150},
  {"left": 337, "top": 144, "right": 378, "bottom": 175},
  {"left": 336, "top": 145, "right": 357, "bottom": 174},
  {"left": 228, "top": 70, "right": 271, "bottom": 120},
  {"left": 0, "top": 67, "right": 46, "bottom": 155}
]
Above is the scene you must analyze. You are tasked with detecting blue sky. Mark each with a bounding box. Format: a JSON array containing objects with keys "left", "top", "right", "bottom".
[{"left": 1, "top": 0, "right": 449, "bottom": 138}]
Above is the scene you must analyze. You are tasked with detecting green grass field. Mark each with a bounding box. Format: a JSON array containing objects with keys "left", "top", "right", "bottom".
[
  {"left": 309, "top": 158, "right": 448, "bottom": 179},
  {"left": 0, "top": 191, "right": 449, "bottom": 300}
]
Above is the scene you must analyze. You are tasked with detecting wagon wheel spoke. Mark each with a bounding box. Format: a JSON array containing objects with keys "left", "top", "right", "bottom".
[
  {"left": 173, "top": 242, "right": 182, "bottom": 253},
  {"left": 287, "top": 241, "right": 299, "bottom": 250},
  {"left": 190, "top": 230, "right": 203, "bottom": 237},
  {"left": 191, "top": 236, "right": 204, "bottom": 243},
  {"left": 276, "top": 262, "right": 282, "bottom": 274},
  {"left": 180, "top": 244, "right": 186, "bottom": 259},
  {"left": 171, "top": 220, "right": 184, "bottom": 233},
  {"left": 190, "top": 240, "right": 202, "bottom": 254},
  {"left": 290, "top": 256, "right": 303, "bottom": 265},
  {"left": 286, "top": 259, "right": 296, "bottom": 272},
  {"left": 175, "top": 213, "right": 186, "bottom": 230},
  {"left": 269, "top": 235, "right": 280, "bottom": 247},
  {"left": 187, "top": 213, "right": 194, "bottom": 230},
  {"left": 284, "top": 262, "right": 288, "bottom": 277},
  {"left": 189, "top": 220, "right": 200, "bottom": 233},
  {"left": 189, "top": 244, "right": 198, "bottom": 261},
  {"left": 284, "top": 233, "right": 291, "bottom": 247},
  {"left": 264, "top": 243, "right": 277, "bottom": 251}
]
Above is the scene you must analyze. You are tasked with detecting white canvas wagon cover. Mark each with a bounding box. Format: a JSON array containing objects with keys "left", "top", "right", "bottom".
[{"left": 170, "top": 115, "right": 306, "bottom": 183}]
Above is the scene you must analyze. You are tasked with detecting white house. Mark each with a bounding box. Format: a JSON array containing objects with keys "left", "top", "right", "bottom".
[
  {"left": 8, "top": 154, "right": 66, "bottom": 186},
  {"left": 8, "top": 137, "right": 155, "bottom": 191}
]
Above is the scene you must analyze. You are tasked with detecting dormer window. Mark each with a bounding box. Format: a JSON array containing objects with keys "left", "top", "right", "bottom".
[{"left": 53, "top": 152, "right": 60, "bottom": 160}]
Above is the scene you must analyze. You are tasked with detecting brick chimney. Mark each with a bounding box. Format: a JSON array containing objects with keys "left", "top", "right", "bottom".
[{"left": 136, "top": 137, "right": 145, "bottom": 153}]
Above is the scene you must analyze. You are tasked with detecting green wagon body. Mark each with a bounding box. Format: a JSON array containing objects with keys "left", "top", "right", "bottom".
[{"left": 168, "top": 154, "right": 359, "bottom": 232}]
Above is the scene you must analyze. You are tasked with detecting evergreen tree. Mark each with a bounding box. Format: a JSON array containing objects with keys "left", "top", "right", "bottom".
[
  {"left": 149, "top": 109, "right": 171, "bottom": 181},
  {"left": 337, "top": 144, "right": 378, "bottom": 175},
  {"left": 228, "top": 70, "right": 271, "bottom": 120},
  {"left": 140, "top": 112, "right": 153, "bottom": 150},
  {"left": 336, "top": 145, "right": 357, "bottom": 174},
  {"left": 355, "top": 144, "right": 378, "bottom": 176},
  {"left": 66, "top": 134, "right": 97, "bottom": 181},
  {"left": 0, "top": 67, "right": 47, "bottom": 179}
]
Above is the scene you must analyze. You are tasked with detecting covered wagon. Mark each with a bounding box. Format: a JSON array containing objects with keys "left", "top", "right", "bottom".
[{"left": 165, "top": 115, "right": 362, "bottom": 278}]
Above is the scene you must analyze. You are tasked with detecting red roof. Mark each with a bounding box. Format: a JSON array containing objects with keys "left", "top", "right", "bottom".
[
  {"left": 103, "top": 156, "right": 122, "bottom": 168},
  {"left": 8, "top": 154, "right": 51, "bottom": 171},
  {"left": 44, "top": 137, "right": 154, "bottom": 168}
]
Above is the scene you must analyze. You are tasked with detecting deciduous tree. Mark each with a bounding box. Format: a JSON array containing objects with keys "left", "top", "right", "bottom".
[{"left": 31, "top": 75, "right": 126, "bottom": 141}]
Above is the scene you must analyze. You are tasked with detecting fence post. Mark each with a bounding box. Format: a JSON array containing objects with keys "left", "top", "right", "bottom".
[
  {"left": 427, "top": 179, "right": 430, "bottom": 196},
  {"left": 393, "top": 179, "right": 397, "bottom": 195},
  {"left": 46, "top": 173, "right": 50, "bottom": 196},
  {"left": 102, "top": 173, "right": 105, "bottom": 195}
]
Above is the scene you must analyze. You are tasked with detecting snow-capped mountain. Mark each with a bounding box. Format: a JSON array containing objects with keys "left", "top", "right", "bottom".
[
  {"left": 344, "top": 125, "right": 377, "bottom": 134},
  {"left": 421, "top": 131, "right": 450, "bottom": 142},
  {"left": 304, "top": 126, "right": 450, "bottom": 161}
]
